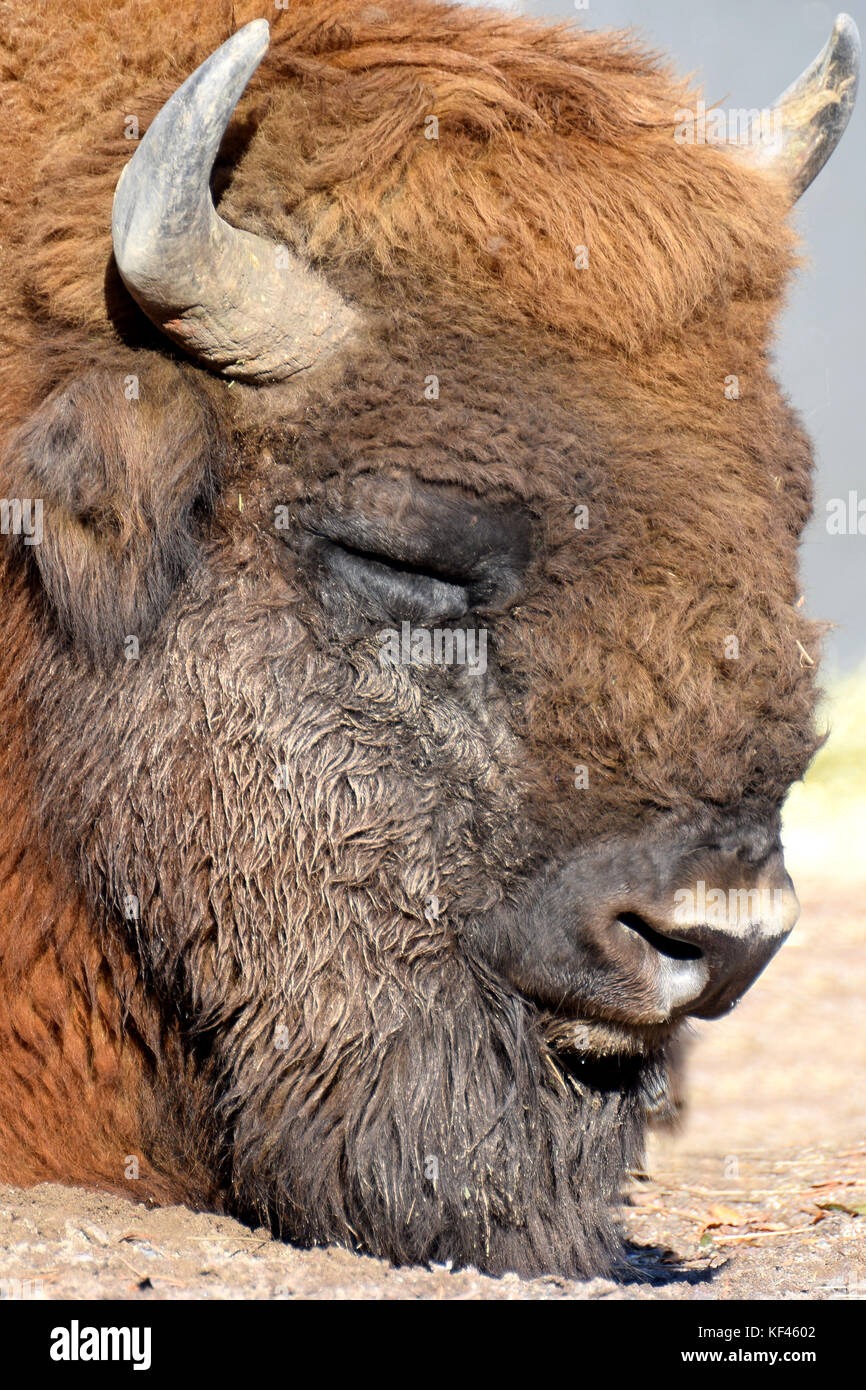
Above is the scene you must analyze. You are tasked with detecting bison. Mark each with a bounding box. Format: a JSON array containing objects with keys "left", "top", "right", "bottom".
[{"left": 0, "top": 0, "right": 859, "bottom": 1279}]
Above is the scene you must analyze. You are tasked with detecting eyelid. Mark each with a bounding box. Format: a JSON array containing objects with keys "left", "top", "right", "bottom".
[
  {"left": 313, "top": 535, "right": 471, "bottom": 623},
  {"left": 309, "top": 529, "right": 474, "bottom": 587},
  {"left": 297, "top": 481, "right": 529, "bottom": 582},
  {"left": 302, "top": 513, "right": 478, "bottom": 582}
]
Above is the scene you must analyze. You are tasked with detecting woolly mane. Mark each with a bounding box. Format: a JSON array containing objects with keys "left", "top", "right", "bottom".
[{"left": 1, "top": 0, "right": 796, "bottom": 424}]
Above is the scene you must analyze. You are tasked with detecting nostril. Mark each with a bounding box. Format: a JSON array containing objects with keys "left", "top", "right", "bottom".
[
  {"left": 616, "top": 912, "right": 703, "bottom": 962},
  {"left": 612, "top": 911, "right": 708, "bottom": 1019}
]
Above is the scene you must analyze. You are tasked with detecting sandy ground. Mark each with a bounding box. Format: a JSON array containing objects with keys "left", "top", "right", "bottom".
[{"left": 0, "top": 878, "right": 863, "bottom": 1301}]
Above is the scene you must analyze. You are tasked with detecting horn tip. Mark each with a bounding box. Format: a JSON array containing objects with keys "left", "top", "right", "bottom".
[
  {"left": 826, "top": 13, "right": 860, "bottom": 116},
  {"left": 830, "top": 14, "right": 861, "bottom": 74},
  {"left": 235, "top": 18, "right": 270, "bottom": 57},
  {"left": 832, "top": 13, "right": 860, "bottom": 45}
]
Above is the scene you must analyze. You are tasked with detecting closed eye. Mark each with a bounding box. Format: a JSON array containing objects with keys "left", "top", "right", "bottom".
[
  {"left": 311, "top": 534, "right": 471, "bottom": 623},
  {"left": 293, "top": 475, "right": 532, "bottom": 623}
]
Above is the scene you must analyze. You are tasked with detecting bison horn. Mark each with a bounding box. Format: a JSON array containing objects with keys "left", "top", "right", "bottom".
[
  {"left": 111, "top": 20, "right": 356, "bottom": 381},
  {"left": 741, "top": 13, "right": 860, "bottom": 200}
]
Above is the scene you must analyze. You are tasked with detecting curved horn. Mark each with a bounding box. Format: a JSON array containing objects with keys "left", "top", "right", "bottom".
[
  {"left": 112, "top": 20, "right": 356, "bottom": 381},
  {"left": 742, "top": 13, "right": 860, "bottom": 201}
]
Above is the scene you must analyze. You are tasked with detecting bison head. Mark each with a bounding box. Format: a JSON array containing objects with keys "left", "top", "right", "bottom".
[{"left": 0, "top": 5, "right": 859, "bottom": 1277}]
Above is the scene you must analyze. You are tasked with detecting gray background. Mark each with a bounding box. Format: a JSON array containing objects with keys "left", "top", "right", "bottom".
[{"left": 478, "top": 0, "right": 865, "bottom": 673}]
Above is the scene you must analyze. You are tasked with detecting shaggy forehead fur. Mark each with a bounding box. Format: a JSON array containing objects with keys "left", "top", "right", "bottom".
[
  {"left": 0, "top": 0, "right": 821, "bottom": 816},
  {"left": 3, "top": 0, "right": 798, "bottom": 377}
]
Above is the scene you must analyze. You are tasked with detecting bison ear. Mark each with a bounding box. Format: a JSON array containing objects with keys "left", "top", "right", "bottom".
[{"left": 5, "top": 362, "right": 225, "bottom": 662}]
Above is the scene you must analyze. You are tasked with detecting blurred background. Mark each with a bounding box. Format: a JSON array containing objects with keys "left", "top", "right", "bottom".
[{"left": 473, "top": 0, "right": 866, "bottom": 890}]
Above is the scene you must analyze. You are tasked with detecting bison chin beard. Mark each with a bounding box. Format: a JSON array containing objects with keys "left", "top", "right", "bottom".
[{"left": 214, "top": 961, "right": 669, "bottom": 1282}]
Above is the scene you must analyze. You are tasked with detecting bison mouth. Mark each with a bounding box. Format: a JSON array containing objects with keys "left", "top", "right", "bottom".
[{"left": 539, "top": 1009, "right": 677, "bottom": 1061}]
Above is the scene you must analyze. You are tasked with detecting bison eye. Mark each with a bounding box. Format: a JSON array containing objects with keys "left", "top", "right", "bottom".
[
  {"left": 296, "top": 476, "right": 532, "bottom": 625},
  {"left": 308, "top": 536, "right": 472, "bottom": 624}
]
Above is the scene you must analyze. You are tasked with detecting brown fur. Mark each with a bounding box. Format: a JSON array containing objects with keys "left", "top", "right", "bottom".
[{"left": 0, "top": 0, "right": 827, "bottom": 1275}]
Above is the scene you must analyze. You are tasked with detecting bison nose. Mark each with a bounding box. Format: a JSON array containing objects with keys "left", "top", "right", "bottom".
[
  {"left": 611, "top": 864, "right": 800, "bottom": 1021},
  {"left": 471, "top": 828, "right": 800, "bottom": 1031}
]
